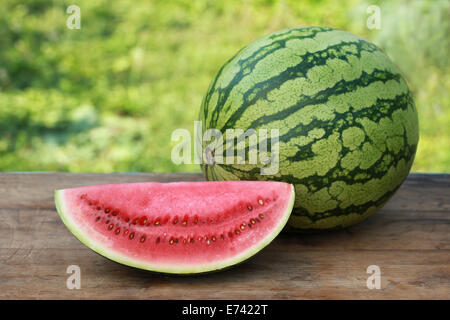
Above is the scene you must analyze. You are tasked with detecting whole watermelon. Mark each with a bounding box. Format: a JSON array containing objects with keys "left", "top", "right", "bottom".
[{"left": 199, "top": 26, "right": 419, "bottom": 231}]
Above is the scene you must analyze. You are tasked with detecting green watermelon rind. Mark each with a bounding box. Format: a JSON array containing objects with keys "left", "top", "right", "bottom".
[{"left": 54, "top": 185, "right": 295, "bottom": 274}]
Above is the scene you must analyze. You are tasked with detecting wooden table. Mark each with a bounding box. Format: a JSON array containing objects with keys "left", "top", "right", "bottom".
[{"left": 0, "top": 172, "right": 448, "bottom": 299}]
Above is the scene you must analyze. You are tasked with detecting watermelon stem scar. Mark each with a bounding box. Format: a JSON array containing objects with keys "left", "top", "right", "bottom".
[{"left": 55, "top": 181, "right": 295, "bottom": 274}]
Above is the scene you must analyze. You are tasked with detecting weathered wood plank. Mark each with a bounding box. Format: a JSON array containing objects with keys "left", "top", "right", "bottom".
[
  {"left": 0, "top": 173, "right": 449, "bottom": 299},
  {"left": 0, "top": 248, "right": 448, "bottom": 299}
]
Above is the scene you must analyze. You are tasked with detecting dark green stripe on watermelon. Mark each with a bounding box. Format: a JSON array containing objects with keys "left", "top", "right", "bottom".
[
  {"left": 218, "top": 40, "right": 380, "bottom": 131},
  {"left": 203, "top": 27, "right": 333, "bottom": 129}
]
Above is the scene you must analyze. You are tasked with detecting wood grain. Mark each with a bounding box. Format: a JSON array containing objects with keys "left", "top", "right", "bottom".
[{"left": 0, "top": 172, "right": 449, "bottom": 299}]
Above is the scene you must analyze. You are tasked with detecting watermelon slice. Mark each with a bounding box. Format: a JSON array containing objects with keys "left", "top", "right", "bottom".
[{"left": 55, "top": 181, "right": 295, "bottom": 274}]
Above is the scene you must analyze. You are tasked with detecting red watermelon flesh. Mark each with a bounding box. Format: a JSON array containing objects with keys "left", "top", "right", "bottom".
[{"left": 55, "top": 181, "right": 295, "bottom": 274}]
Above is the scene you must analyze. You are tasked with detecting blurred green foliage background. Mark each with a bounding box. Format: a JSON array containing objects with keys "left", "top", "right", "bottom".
[{"left": 0, "top": 0, "right": 448, "bottom": 173}]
